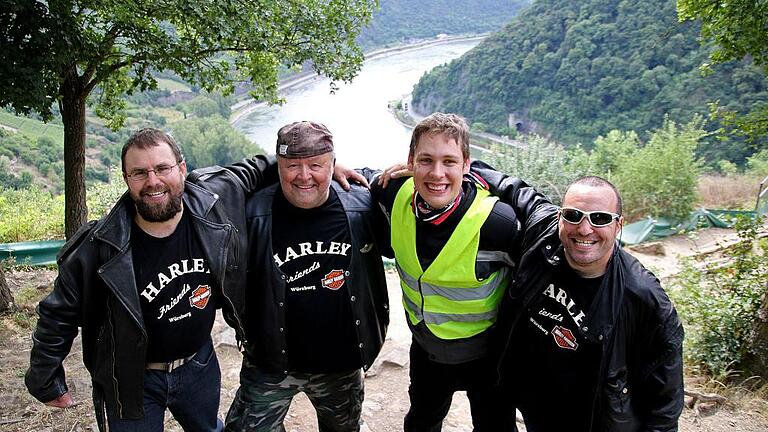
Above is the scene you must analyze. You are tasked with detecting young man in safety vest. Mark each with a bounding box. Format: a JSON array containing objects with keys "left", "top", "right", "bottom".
[{"left": 370, "top": 113, "right": 520, "bottom": 431}]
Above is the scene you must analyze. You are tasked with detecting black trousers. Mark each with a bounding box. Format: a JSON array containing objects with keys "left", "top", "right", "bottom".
[{"left": 403, "top": 340, "right": 518, "bottom": 432}]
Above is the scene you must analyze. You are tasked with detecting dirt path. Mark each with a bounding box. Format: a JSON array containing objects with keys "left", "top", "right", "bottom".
[{"left": 2, "top": 227, "right": 767, "bottom": 431}]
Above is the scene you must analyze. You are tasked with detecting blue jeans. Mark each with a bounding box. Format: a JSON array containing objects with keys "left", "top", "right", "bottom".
[{"left": 107, "top": 339, "right": 224, "bottom": 432}]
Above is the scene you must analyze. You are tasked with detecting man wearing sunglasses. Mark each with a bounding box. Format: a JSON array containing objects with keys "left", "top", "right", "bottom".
[{"left": 473, "top": 167, "right": 684, "bottom": 432}]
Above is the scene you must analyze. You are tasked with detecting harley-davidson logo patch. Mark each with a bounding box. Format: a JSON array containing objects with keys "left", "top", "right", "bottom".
[
  {"left": 321, "top": 270, "right": 346, "bottom": 290},
  {"left": 552, "top": 325, "right": 578, "bottom": 350},
  {"left": 189, "top": 285, "right": 211, "bottom": 309}
]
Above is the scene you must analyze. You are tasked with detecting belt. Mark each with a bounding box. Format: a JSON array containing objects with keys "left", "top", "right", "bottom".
[{"left": 146, "top": 353, "right": 196, "bottom": 372}]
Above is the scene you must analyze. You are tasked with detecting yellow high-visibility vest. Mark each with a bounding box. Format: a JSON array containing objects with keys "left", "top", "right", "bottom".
[{"left": 391, "top": 178, "right": 509, "bottom": 340}]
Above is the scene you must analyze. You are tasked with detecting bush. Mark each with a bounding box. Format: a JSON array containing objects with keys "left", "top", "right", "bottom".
[
  {"left": 171, "top": 116, "right": 260, "bottom": 171},
  {"left": 0, "top": 187, "right": 65, "bottom": 242},
  {"left": 484, "top": 135, "right": 589, "bottom": 203},
  {"left": 0, "top": 167, "right": 125, "bottom": 242},
  {"left": 87, "top": 166, "right": 126, "bottom": 219},
  {"left": 746, "top": 149, "right": 768, "bottom": 177},
  {"left": 611, "top": 117, "right": 706, "bottom": 221},
  {"left": 668, "top": 216, "right": 768, "bottom": 378}
]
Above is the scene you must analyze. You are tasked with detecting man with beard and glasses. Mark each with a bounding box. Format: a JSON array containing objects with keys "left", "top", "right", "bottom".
[{"left": 24, "top": 128, "right": 365, "bottom": 432}]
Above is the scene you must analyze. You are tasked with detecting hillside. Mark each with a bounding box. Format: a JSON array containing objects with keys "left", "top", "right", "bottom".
[
  {"left": 411, "top": 0, "right": 768, "bottom": 164},
  {"left": 357, "top": 0, "right": 531, "bottom": 49}
]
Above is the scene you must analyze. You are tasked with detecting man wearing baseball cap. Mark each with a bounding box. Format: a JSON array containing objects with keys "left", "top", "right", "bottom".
[{"left": 225, "top": 121, "right": 390, "bottom": 431}]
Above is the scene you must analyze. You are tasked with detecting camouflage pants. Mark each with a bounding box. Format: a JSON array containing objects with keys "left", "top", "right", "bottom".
[{"left": 224, "top": 357, "right": 364, "bottom": 432}]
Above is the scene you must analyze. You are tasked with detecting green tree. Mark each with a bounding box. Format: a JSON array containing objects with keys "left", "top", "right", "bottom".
[
  {"left": 0, "top": 0, "right": 376, "bottom": 238},
  {"left": 183, "top": 95, "right": 221, "bottom": 119},
  {"left": 678, "top": 0, "right": 768, "bottom": 146},
  {"left": 171, "top": 117, "right": 261, "bottom": 171},
  {"left": 591, "top": 130, "right": 640, "bottom": 177},
  {"left": 612, "top": 117, "right": 706, "bottom": 221}
]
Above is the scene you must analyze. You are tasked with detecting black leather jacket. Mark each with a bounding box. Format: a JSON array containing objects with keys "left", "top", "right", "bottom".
[
  {"left": 476, "top": 163, "right": 685, "bottom": 432},
  {"left": 25, "top": 156, "right": 275, "bottom": 430},
  {"left": 243, "top": 182, "right": 390, "bottom": 374}
]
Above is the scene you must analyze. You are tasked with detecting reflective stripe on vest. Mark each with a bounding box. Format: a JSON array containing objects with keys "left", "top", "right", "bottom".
[{"left": 390, "top": 178, "right": 510, "bottom": 340}]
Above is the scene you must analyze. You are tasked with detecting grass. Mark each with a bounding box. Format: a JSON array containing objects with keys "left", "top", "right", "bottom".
[
  {"left": 154, "top": 107, "right": 186, "bottom": 123},
  {"left": 0, "top": 112, "right": 64, "bottom": 143},
  {"left": 698, "top": 174, "right": 764, "bottom": 210},
  {"left": 156, "top": 77, "right": 191, "bottom": 92}
]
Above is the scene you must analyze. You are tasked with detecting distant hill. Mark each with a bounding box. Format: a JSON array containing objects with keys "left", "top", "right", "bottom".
[
  {"left": 411, "top": 0, "right": 768, "bottom": 164},
  {"left": 357, "top": 0, "right": 531, "bottom": 49}
]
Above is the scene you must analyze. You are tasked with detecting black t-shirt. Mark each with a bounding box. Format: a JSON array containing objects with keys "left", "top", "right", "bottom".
[
  {"left": 131, "top": 211, "right": 217, "bottom": 362},
  {"left": 513, "top": 265, "right": 602, "bottom": 431},
  {"left": 271, "top": 188, "right": 360, "bottom": 373}
]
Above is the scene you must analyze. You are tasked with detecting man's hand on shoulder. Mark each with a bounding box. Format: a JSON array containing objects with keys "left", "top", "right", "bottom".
[
  {"left": 378, "top": 162, "right": 411, "bottom": 189},
  {"left": 334, "top": 162, "right": 369, "bottom": 190},
  {"left": 44, "top": 391, "right": 76, "bottom": 408}
]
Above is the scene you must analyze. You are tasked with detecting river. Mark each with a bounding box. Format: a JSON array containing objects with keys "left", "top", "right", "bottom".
[{"left": 232, "top": 38, "right": 481, "bottom": 168}]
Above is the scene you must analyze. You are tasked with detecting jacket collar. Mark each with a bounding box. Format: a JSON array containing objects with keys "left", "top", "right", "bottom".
[{"left": 92, "top": 181, "right": 219, "bottom": 249}]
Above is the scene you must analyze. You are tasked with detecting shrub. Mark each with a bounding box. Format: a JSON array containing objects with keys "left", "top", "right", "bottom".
[
  {"left": 0, "top": 187, "right": 65, "bottom": 242},
  {"left": 0, "top": 167, "right": 125, "bottom": 242},
  {"left": 612, "top": 117, "right": 706, "bottom": 221},
  {"left": 668, "top": 216, "right": 767, "bottom": 378},
  {"left": 484, "top": 135, "right": 589, "bottom": 203}
]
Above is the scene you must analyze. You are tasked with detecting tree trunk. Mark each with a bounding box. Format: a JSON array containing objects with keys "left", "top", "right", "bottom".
[
  {"left": 741, "top": 283, "right": 768, "bottom": 380},
  {"left": 60, "top": 70, "right": 89, "bottom": 239},
  {"left": 0, "top": 265, "right": 12, "bottom": 312}
]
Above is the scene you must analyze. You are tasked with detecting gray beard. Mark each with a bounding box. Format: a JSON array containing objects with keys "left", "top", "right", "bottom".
[{"left": 134, "top": 193, "right": 183, "bottom": 222}]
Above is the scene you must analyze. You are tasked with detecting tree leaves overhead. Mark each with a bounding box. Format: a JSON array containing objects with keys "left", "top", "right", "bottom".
[
  {"left": 678, "top": 0, "right": 768, "bottom": 147},
  {"left": 0, "top": 0, "right": 377, "bottom": 118},
  {"left": 0, "top": 0, "right": 376, "bottom": 236},
  {"left": 411, "top": 0, "right": 768, "bottom": 162}
]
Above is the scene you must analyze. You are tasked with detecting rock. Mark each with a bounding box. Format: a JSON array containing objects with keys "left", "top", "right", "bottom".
[
  {"left": 629, "top": 242, "right": 666, "bottom": 256},
  {"left": 366, "top": 344, "right": 410, "bottom": 377},
  {"left": 216, "top": 327, "right": 238, "bottom": 348},
  {"left": 362, "top": 400, "right": 383, "bottom": 417}
]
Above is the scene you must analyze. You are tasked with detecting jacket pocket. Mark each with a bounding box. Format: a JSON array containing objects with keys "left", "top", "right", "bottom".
[{"left": 600, "top": 368, "right": 640, "bottom": 432}]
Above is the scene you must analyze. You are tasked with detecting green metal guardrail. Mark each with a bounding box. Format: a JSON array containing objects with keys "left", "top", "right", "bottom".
[{"left": 0, "top": 240, "right": 65, "bottom": 266}]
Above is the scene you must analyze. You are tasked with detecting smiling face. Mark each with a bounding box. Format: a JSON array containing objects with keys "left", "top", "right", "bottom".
[
  {"left": 123, "top": 142, "right": 187, "bottom": 224},
  {"left": 558, "top": 183, "right": 623, "bottom": 278},
  {"left": 278, "top": 152, "right": 334, "bottom": 209},
  {"left": 408, "top": 132, "right": 470, "bottom": 209}
]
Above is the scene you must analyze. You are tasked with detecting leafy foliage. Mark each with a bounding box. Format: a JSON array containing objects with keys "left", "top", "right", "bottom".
[
  {"left": 483, "top": 135, "right": 589, "bottom": 202},
  {"left": 0, "top": 0, "right": 377, "bottom": 236},
  {"left": 0, "top": 168, "right": 126, "bottom": 242},
  {"left": 669, "top": 216, "right": 768, "bottom": 377},
  {"left": 171, "top": 117, "right": 261, "bottom": 171},
  {"left": 0, "top": 188, "right": 65, "bottom": 242},
  {"left": 412, "top": 0, "right": 768, "bottom": 164},
  {"left": 357, "top": 0, "right": 531, "bottom": 49},
  {"left": 610, "top": 117, "right": 706, "bottom": 221}
]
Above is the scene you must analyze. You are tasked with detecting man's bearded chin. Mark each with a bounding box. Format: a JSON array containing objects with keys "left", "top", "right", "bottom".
[{"left": 134, "top": 192, "right": 183, "bottom": 222}]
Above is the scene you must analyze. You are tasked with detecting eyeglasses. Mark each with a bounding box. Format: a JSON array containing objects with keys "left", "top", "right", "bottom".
[
  {"left": 126, "top": 163, "right": 180, "bottom": 182},
  {"left": 560, "top": 207, "right": 620, "bottom": 227}
]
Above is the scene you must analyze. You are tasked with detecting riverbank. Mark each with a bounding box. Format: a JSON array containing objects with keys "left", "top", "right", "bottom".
[
  {"left": 229, "top": 34, "right": 489, "bottom": 126},
  {"left": 388, "top": 95, "right": 526, "bottom": 153}
]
